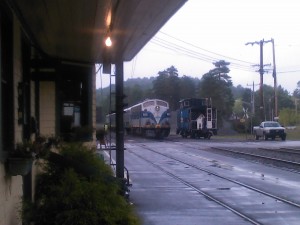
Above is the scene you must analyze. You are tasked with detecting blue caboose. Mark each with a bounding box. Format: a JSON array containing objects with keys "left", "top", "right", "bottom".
[{"left": 176, "top": 98, "right": 217, "bottom": 139}]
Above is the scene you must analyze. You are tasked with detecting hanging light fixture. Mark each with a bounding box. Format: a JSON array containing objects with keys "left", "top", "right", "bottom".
[
  {"left": 105, "top": 5, "right": 113, "bottom": 47},
  {"left": 105, "top": 36, "right": 112, "bottom": 47}
]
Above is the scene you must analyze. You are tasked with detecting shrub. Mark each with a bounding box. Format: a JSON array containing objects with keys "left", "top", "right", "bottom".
[{"left": 22, "top": 143, "right": 140, "bottom": 225}]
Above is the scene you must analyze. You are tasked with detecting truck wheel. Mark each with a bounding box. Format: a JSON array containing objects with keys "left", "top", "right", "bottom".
[
  {"left": 263, "top": 134, "right": 268, "bottom": 140},
  {"left": 281, "top": 136, "right": 286, "bottom": 141}
]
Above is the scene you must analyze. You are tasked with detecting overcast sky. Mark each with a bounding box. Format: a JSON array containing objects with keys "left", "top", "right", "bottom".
[{"left": 97, "top": 0, "right": 300, "bottom": 94}]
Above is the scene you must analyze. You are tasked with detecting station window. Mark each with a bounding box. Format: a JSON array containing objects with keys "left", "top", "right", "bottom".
[
  {"left": 59, "top": 65, "right": 92, "bottom": 141},
  {"left": 0, "top": 9, "right": 14, "bottom": 155}
]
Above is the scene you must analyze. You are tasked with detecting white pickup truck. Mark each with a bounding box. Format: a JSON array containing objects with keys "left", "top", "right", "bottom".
[{"left": 253, "top": 121, "right": 286, "bottom": 141}]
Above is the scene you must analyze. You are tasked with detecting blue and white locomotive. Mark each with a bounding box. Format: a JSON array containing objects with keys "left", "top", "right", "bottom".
[
  {"left": 124, "top": 99, "right": 171, "bottom": 138},
  {"left": 176, "top": 98, "right": 217, "bottom": 139}
]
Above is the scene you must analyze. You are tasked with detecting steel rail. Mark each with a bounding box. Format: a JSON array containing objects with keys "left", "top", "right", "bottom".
[
  {"left": 211, "top": 147, "right": 300, "bottom": 167},
  {"left": 134, "top": 144, "right": 300, "bottom": 209},
  {"left": 129, "top": 149, "right": 262, "bottom": 225}
]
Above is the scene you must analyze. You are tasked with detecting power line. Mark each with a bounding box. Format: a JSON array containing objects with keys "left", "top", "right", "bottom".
[
  {"left": 151, "top": 36, "right": 256, "bottom": 73},
  {"left": 153, "top": 31, "right": 300, "bottom": 75},
  {"left": 277, "top": 69, "right": 300, "bottom": 74},
  {"left": 152, "top": 37, "right": 217, "bottom": 62},
  {"left": 159, "top": 31, "right": 257, "bottom": 65}
]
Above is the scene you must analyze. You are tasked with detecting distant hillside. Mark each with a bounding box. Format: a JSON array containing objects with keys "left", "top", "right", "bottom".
[
  {"left": 124, "top": 77, "right": 155, "bottom": 89},
  {"left": 96, "top": 77, "right": 155, "bottom": 96}
]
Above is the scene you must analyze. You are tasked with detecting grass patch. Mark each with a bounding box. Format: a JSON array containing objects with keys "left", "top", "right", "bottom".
[
  {"left": 215, "top": 126, "right": 300, "bottom": 141},
  {"left": 285, "top": 127, "right": 300, "bottom": 140}
]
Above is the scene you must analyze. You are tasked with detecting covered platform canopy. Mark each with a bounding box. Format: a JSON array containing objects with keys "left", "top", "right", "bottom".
[{"left": 9, "top": 0, "right": 187, "bottom": 64}]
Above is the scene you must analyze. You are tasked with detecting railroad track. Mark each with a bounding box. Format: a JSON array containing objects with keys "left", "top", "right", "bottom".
[
  {"left": 261, "top": 147, "right": 300, "bottom": 155},
  {"left": 209, "top": 147, "right": 300, "bottom": 173},
  {"left": 128, "top": 143, "right": 300, "bottom": 225},
  {"left": 161, "top": 138, "right": 300, "bottom": 173}
]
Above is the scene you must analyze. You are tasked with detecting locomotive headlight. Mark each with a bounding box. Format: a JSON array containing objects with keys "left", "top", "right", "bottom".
[{"left": 155, "top": 106, "right": 160, "bottom": 111}]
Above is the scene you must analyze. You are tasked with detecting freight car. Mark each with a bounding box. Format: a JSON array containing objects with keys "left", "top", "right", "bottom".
[{"left": 176, "top": 98, "right": 217, "bottom": 139}]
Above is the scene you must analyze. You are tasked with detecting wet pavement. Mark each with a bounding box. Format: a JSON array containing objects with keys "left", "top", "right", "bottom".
[
  {"left": 125, "top": 147, "right": 251, "bottom": 225},
  {"left": 99, "top": 139, "right": 300, "bottom": 225}
]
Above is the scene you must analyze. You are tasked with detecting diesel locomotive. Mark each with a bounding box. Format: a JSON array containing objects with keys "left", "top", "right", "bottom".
[
  {"left": 106, "top": 99, "right": 171, "bottom": 138},
  {"left": 124, "top": 99, "right": 171, "bottom": 138}
]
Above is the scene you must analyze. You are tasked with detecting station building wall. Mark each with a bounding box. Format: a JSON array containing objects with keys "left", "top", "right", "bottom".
[
  {"left": 0, "top": 14, "right": 24, "bottom": 225},
  {"left": 0, "top": 5, "right": 97, "bottom": 225}
]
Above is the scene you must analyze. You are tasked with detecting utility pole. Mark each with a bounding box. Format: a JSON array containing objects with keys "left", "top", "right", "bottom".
[
  {"left": 295, "top": 98, "right": 300, "bottom": 124},
  {"left": 246, "top": 82, "right": 259, "bottom": 116},
  {"left": 246, "top": 82, "right": 259, "bottom": 134},
  {"left": 245, "top": 39, "right": 272, "bottom": 122},
  {"left": 271, "top": 38, "right": 278, "bottom": 120}
]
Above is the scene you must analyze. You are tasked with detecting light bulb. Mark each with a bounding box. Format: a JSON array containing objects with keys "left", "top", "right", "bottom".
[{"left": 105, "top": 36, "right": 112, "bottom": 47}]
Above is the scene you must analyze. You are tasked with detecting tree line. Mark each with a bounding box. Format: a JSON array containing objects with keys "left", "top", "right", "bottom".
[{"left": 96, "top": 60, "right": 299, "bottom": 128}]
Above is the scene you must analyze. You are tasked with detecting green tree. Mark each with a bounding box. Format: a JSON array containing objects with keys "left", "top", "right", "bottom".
[
  {"left": 279, "top": 108, "right": 297, "bottom": 126},
  {"left": 253, "top": 84, "right": 294, "bottom": 122},
  {"left": 198, "top": 60, "right": 234, "bottom": 126},
  {"left": 125, "top": 84, "right": 144, "bottom": 106},
  {"left": 232, "top": 90, "right": 253, "bottom": 119},
  {"left": 178, "top": 75, "right": 197, "bottom": 100},
  {"left": 210, "top": 60, "right": 231, "bottom": 83},
  {"left": 293, "top": 81, "right": 300, "bottom": 98},
  {"left": 231, "top": 85, "right": 247, "bottom": 99},
  {"left": 277, "top": 85, "right": 294, "bottom": 109},
  {"left": 152, "top": 66, "right": 181, "bottom": 110},
  {"left": 165, "top": 65, "right": 178, "bottom": 77},
  {"left": 241, "top": 88, "right": 252, "bottom": 107},
  {"left": 232, "top": 99, "right": 244, "bottom": 119}
]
